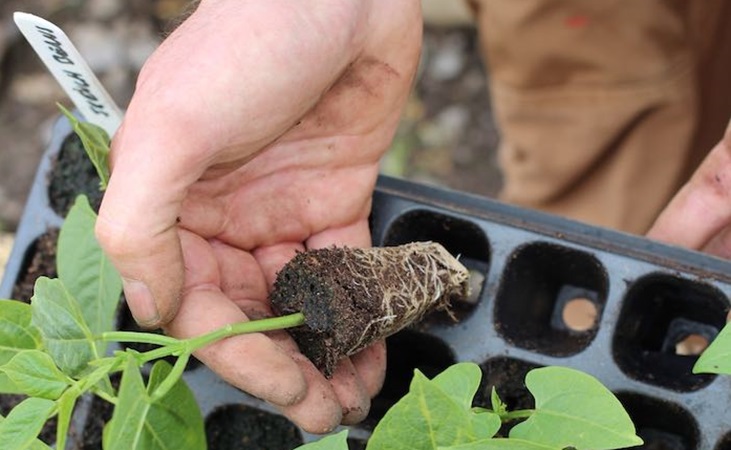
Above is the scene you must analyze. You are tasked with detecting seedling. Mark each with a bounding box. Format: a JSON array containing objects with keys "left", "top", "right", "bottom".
[
  {"left": 299, "top": 363, "right": 644, "bottom": 450},
  {"left": 0, "top": 112, "right": 646, "bottom": 449}
]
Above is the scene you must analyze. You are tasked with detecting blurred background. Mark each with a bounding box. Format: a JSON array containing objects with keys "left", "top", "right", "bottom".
[{"left": 0, "top": 0, "right": 501, "bottom": 279}]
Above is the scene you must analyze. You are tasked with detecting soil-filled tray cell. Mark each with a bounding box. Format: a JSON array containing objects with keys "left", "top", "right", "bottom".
[
  {"left": 204, "top": 404, "right": 303, "bottom": 450},
  {"left": 494, "top": 242, "right": 608, "bottom": 356},
  {"left": 10, "top": 229, "right": 59, "bottom": 302},
  {"left": 476, "top": 357, "right": 542, "bottom": 412},
  {"left": 48, "top": 133, "right": 102, "bottom": 218},
  {"left": 716, "top": 432, "right": 731, "bottom": 450},
  {"left": 616, "top": 392, "right": 699, "bottom": 450},
  {"left": 613, "top": 273, "right": 728, "bottom": 392},
  {"left": 381, "top": 208, "right": 490, "bottom": 322},
  {"left": 366, "top": 329, "right": 455, "bottom": 427}
]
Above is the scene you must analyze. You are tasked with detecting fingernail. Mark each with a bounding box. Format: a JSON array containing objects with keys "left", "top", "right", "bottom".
[{"left": 122, "top": 279, "right": 159, "bottom": 327}]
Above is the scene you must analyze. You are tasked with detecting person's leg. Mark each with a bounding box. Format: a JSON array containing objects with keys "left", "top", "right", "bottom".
[
  {"left": 687, "top": 0, "right": 731, "bottom": 181},
  {"left": 471, "top": 0, "right": 699, "bottom": 234}
]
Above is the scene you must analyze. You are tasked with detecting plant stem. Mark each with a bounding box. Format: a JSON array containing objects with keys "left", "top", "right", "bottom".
[
  {"left": 137, "top": 313, "right": 307, "bottom": 364},
  {"left": 100, "top": 331, "right": 180, "bottom": 347},
  {"left": 185, "top": 313, "right": 306, "bottom": 353},
  {"left": 151, "top": 353, "right": 191, "bottom": 402},
  {"left": 500, "top": 409, "right": 534, "bottom": 422}
]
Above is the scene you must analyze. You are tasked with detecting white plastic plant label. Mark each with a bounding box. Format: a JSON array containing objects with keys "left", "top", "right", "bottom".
[{"left": 13, "top": 12, "right": 123, "bottom": 136}]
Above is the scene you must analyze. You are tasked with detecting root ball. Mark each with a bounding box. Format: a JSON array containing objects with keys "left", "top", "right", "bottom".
[{"left": 270, "top": 242, "right": 470, "bottom": 376}]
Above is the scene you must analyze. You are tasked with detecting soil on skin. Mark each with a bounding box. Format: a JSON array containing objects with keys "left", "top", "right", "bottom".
[
  {"left": 270, "top": 243, "right": 469, "bottom": 376},
  {"left": 48, "top": 133, "right": 104, "bottom": 217},
  {"left": 10, "top": 229, "right": 59, "bottom": 302},
  {"left": 205, "top": 404, "right": 303, "bottom": 450}
]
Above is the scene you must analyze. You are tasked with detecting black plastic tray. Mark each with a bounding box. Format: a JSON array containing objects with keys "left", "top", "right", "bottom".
[{"left": 3, "top": 115, "right": 731, "bottom": 449}]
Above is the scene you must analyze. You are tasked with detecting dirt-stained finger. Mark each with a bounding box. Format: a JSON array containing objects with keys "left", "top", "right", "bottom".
[
  {"left": 350, "top": 340, "right": 387, "bottom": 398},
  {"left": 209, "top": 240, "right": 269, "bottom": 304},
  {"left": 275, "top": 353, "right": 343, "bottom": 434},
  {"left": 648, "top": 123, "right": 731, "bottom": 249},
  {"left": 253, "top": 242, "right": 306, "bottom": 288},
  {"left": 305, "top": 220, "right": 371, "bottom": 250},
  {"left": 329, "top": 358, "right": 371, "bottom": 425},
  {"left": 165, "top": 230, "right": 307, "bottom": 406}
]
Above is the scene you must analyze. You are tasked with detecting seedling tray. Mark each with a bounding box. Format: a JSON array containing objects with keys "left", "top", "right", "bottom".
[{"left": 2, "top": 115, "right": 731, "bottom": 449}]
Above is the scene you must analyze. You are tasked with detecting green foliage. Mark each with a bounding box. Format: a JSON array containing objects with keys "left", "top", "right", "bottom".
[
  {"left": 0, "top": 301, "right": 41, "bottom": 393},
  {"left": 57, "top": 195, "right": 122, "bottom": 348},
  {"left": 57, "top": 104, "right": 111, "bottom": 189},
  {"left": 694, "top": 321, "right": 731, "bottom": 374},
  {"left": 297, "top": 364, "right": 642, "bottom": 450},
  {"left": 510, "top": 367, "right": 642, "bottom": 449},
  {"left": 366, "top": 363, "right": 500, "bottom": 450},
  {"left": 30, "top": 276, "right": 98, "bottom": 376},
  {"left": 103, "top": 359, "right": 205, "bottom": 450},
  {"left": 1, "top": 350, "right": 69, "bottom": 400},
  {"left": 0, "top": 188, "right": 304, "bottom": 449},
  {"left": 0, "top": 397, "right": 55, "bottom": 450}
]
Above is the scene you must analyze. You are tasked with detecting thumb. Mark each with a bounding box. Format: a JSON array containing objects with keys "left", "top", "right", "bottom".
[{"left": 96, "top": 123, "right": 198, "bottom": 328}]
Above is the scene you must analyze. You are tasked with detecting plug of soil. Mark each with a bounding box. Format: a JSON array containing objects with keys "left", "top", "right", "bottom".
[{"left": 270, "top": 241, "right": 470, "bottom": 377}]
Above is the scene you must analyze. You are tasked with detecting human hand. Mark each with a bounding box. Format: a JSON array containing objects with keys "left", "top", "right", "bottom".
[
  {"left": 647, "top": 120, "right": 731, "bottom": 256},
  {"left": 95, "top": 0, "right": 422, "bottom": 433}
]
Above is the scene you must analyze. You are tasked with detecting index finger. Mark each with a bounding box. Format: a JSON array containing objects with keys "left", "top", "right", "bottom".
[{"left": 647, "top": 122, "right": 731, "bottom": 249}]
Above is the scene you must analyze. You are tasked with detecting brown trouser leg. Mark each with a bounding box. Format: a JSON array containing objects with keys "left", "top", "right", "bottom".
[{"left": 470, "top": 0, "right": 731, "bottom": 234}]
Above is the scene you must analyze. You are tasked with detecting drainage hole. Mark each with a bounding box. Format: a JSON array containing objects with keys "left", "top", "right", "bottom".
[{"left": 562, "top": 297, "right": 598, "bottom": 332}]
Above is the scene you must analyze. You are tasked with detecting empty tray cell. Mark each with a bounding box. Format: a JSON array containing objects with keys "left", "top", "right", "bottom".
[
  {"left": 616, "top": 392, "right": 699, "bottom": 450},
  {"left": 10, "top": 229, "right": 59, "bottom": 302},
  {"left": 495, "top": 242, "right": 608, "bottom": 356},
  {"left": 382, "top": 209, "right": 490, "bottom": 321},
  {"left": 205, "top": 404, "right": 303, "bottom": 450},
  {"left": 613, "top": 273, "right": 728, "bottom": 391},
  {"left": 366, "top": 329, "right": 455, "bottom": 427}
]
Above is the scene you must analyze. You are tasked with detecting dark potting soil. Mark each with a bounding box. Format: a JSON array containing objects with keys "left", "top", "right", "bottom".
[
  {"left": 78, "top": 375, "right": 125, "bottom": 450},
  {"left": 10, "top": 228, "right": 59, "bottom": 302},
  {"left": 79, "top": 392, "right": 115, "bottom": 450},
  {"left": 205, "top": 404, "right": 303, "bottom": 450},
  {"left": 48, "top": 133, "right": 103, "bottom": 217},
  {"left": 270, "top": 243, "right": 469, "bottom": 377}
]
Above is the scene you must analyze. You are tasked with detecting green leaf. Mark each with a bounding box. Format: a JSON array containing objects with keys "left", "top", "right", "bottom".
[
  {"left": 0, "top": 300, "right": 41, "bottom": 364},
  {"left": 367, "top": 363, "right": 500, "bottom": 450},
  {"left": 0, "top": 397, "right": 55, "bottom": 450},
  {"left": 31, "top": 277, "right": 97, "bottom": 377},
  {"left": 104, "top": 358, "right": 206, "bottom": 450},
  {"left": 58, "top": 104, "right": 111, "bottom": 189},
  {"left": 295, "top": 430, "right": 349, "bottom": 449},
  {"left": 510, "top": 367, "right": 643, "bottom": 450},
  {"left": 1, "top": 350, "right": 70, "bottom": 399},
  {"left": 143, "top": 360, "right": 206, "bottom": 449},
  {"left": 0, "top": 301, "right": 42, "bottom": 394},
  {"left": 440, "top": 438, "right": 560, "bottom": 449},
  {"left": 490, "top": 387, "right": 507, "bottom": 416},
  {"left": 694, "top": 321, "right": 731, "bottom": 374},
  {"left": 58, "top": 196, "right": 122, "bottom": 352},
  {"left": 56, "top": 386, "right": 81, "bottom": 450}
]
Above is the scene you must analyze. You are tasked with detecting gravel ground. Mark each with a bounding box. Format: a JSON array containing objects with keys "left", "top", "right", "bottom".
[{"left": 0, "top": 1, "right": 499, "bottom": 281}]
